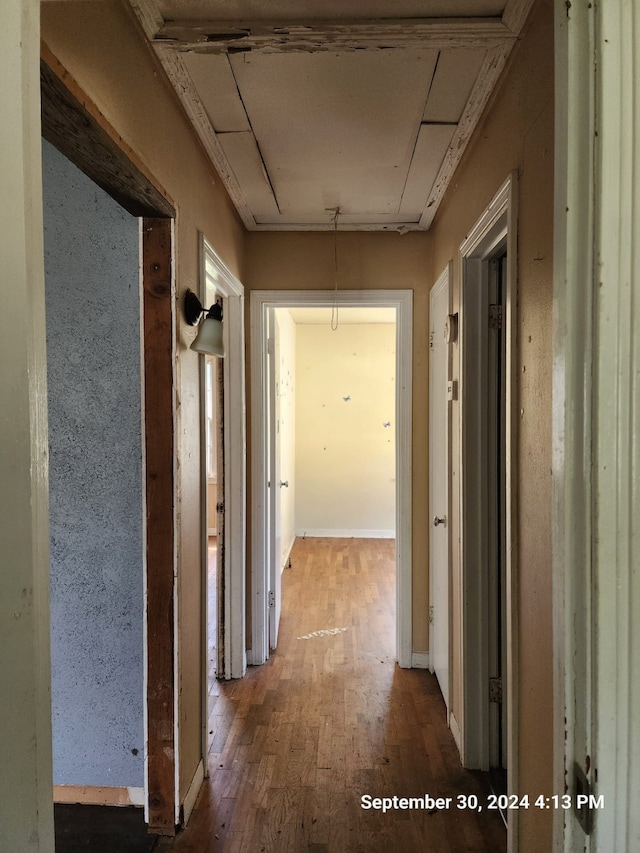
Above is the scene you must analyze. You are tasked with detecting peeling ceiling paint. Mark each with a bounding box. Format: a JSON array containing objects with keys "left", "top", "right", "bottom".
[{"left": 128, "top": 0, "right": 535, "bottom": 230}]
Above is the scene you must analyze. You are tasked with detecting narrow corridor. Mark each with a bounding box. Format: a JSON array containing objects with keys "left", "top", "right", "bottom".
[{"left": 159, "top": 538, "right": 505, "bottom": 852}]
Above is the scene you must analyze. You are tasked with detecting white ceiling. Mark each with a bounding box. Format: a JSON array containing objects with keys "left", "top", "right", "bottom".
[{"left": 128, "top": 0, "right": 535, "bottom": 231}]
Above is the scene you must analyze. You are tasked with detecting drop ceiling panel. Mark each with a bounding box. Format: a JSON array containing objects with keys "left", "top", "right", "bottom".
[
  {"left": 183, "top": 53, "right": 249, "bottom": 131},
  {"left": 399, "top": 123, "right": 456, "bottom": 217},
  {"left": 228, "top": 49, "right": 438, "bottom": 221},
  {"left": 423, "top": 48, "right": 487, "bottom": 122}
]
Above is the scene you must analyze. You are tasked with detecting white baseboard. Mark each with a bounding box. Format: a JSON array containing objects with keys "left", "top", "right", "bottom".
[
  {"left": 449, "top": 711, "right": 462, "bottom": 756},
  {"left": 411, "top": 652, "right": 430, "bottom": 669},
  {"left": 181, "top": 759, "right": 204, "bottom": 827},
  {"left": 53, "top": 785, "right": 144, "bottom": 807},
  {"left": 295, "top": 529, "right": 395, "bottom": 539}
]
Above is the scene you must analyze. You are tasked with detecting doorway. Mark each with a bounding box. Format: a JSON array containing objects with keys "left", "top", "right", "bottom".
[
  {"left": 249, "top": 290, "right": 413, "bottom": 668},
  {"left": 204, "top": 355, "right": 223, "bottom": 682},
  {"left": 197, "top": 236, "right": 247, "bottom": 782},
  {"left": 487, "top": 250, "right": 508, "bottom": 798},
  {"left": 41, "top": 53, "right": 179, "bottom": 834},
  {"left": 458, "top": 175, "right": 517, "bottom": 834}
]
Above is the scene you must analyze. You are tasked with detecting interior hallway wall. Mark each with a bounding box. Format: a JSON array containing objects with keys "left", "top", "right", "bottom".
[
  {"left": 429, "top": 0, "right": 554, "bottom": 849},
  {"left": 295, "top": 323, "right": 396, "bottom": 537},
  {"left": 43, "top": 139, "right": 143, "bottom": 787}
]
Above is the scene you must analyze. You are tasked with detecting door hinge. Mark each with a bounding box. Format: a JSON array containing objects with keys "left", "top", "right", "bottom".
[
  {"left": 267, "top": 337, "right": 275, "bottom": 355},
  {"left": 429, "top": 605, "right": 434, "bottom": 625},
  {"left": 216, "top": 501, "right": 225, "bottom": 514},
  {"left": 489, "top": 304, "right": 503, "bottom": 330},
  {"left": 489, "top": 676, "right": 503, "bottom": 703},
  {"left": 269, "top": 590, "right": 275, "bottom": 608},
  {"left": 429, "top": 332, "right": 434, "bottom": 349}
]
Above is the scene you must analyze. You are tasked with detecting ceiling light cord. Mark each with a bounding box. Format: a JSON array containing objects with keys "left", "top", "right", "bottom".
[{"left": 331, "top": 207, "right": 340, "bottom": 331}]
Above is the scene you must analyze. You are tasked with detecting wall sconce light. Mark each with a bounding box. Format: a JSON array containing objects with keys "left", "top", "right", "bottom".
[{"left": 184, "top": 289, "right": 224, "bottom": 357}]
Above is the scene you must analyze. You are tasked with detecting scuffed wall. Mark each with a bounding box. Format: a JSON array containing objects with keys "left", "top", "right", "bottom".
[
  {"left": 295, "top": 323, "right": 396, "bottom": 536},
  {"left": 43, "top": 140, "right": 143, "bottom": 787}
]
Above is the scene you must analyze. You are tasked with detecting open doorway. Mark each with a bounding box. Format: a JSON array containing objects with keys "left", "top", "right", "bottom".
[
  {"left": 249, "top": 290, "right": 413, "bottom": 668},
  {"left": 266, "top": 306, "right": 398, "bottom": 651},
  {"left": 197, "top": 236, "right": 247, "bottom": 779},
  {"left": 43, "top": 138, "right": 146, "bottom": 808},
  {"left": 458, "top": 174, "right": 517, "bottom": 835},
  {"left": 204, "top": 355, "right": 223, "bottom": 683}
]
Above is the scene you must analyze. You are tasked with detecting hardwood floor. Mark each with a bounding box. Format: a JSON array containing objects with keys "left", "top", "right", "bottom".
[{"left": 160, "top": 537, "right": 506, "bottom": 853}]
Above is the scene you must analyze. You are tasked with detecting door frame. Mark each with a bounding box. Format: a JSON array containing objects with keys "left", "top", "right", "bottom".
[
  {"left": 198, "top": 234, "right": 246, "bottom": 686},
  {"left": 554, "top": 3, "right": 640, "bottom": 850},
  {"left": 249, "top": 289, "right": 413, "bottom": 668},
  {"left": 428, "top": 264, "right": 452, "bottom": 711},
  {"left": 458, "top": 175, "right": 518, "bottom": 808},
  {"left": 266, "top": 308, "right": 283, "bottom": 650},
  {"left": 40, "top": 50, "right": 180, "bottom": 834}
]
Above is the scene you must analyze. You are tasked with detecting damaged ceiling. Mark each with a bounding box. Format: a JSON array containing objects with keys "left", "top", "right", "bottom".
[{"left": 128, "top": 0, "right": 535, "bottom": 231}]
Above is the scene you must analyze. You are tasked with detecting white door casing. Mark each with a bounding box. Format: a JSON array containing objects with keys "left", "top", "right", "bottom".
[
  {"left": 554, "top": 3, "right": 640, "bottom": 851},
  {"left": 429, "top": 265, "right": 451, "bottom": 712},
  {"left": 249, "top": 290, "right": 413, "bottom": 668},
  {"left": 267, "top": 309, "right": 283, "bottom": 649},
  {"left": 458, "top": 174, "right": 518, "bottom": 847},
  {"left": 199, "top": 236, "right": 246, "bottom": 723}
]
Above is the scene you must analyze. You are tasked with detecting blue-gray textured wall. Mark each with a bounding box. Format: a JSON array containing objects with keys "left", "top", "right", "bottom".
[{"left": 42, "top": 140, "right": 144, "bottom": 788}]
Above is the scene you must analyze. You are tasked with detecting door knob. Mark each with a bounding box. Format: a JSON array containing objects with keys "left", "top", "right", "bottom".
[
  {"left": 280, "top": 481, "right": 289, "bottom": 488},
  {"left": 433, "top": 515, "right": 447, "bottom": 527}
]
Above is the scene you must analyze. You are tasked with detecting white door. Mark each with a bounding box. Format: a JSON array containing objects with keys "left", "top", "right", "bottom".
[
  {"left": 267, "top": 309, "right": 282, "bottom": 649},
  {"left": 429, "top": 269, "right": 450, "bottom": 711}
]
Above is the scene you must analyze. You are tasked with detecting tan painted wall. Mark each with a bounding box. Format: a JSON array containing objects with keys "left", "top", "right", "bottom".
[
  {"left": 41, "top": 0, "right": 246, "bottom": 802},
  {"left": 245, "top": 231, "right": 432, "bottom": 651},
  {"left": 429, "top": 0, "right": 554, "bottom": 849}
]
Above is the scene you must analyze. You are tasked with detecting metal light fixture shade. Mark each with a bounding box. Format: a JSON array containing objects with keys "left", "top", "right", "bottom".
[{"left": 184, "top": 289, "right": 225, "bottom": 357}]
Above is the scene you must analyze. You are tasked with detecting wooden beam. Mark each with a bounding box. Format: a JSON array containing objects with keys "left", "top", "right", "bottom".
[
  {"left": 143, "top": 218, "right": 177, "bottom": 836},
  {"left": 40, "top": 45, "right": 174, "bottom": 218},
  {"left": 154, "top": 18, "right": 514, "bottom": 53}
]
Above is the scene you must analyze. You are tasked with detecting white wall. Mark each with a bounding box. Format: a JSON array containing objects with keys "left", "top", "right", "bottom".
[
  {"left": 274, "top": 309, "right": 296, "bottom": 567},
  {"left": 295, "top": 323, "right": 396, "bottom": 537}
]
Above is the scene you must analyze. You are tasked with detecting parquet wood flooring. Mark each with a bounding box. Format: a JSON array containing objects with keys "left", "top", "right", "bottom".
[{"left": 159, "top": 537, "right": 506, "bottom": 853}]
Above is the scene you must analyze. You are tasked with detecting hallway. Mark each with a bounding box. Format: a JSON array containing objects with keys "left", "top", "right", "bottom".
[{"left": 159, "top": 538, "right": 505, "bottom": 852}]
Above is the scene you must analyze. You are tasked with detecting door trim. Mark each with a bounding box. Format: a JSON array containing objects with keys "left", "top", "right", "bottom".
[
  {"left": 249, "top": 289, "right": 413, "bottom": 668},
  {"left": 40, "top": 51, "right": 178, "bottom": 835},
  {"left": 458, "top": 175, "right": 518, "bottom": 836},
  {"left": 141, "top": 218, "right": 178, "bottom": 833},
  {"left": 429, "top": 263, "right": 452, "bottom": 711},
  {"left": 199, "top": 234, "right": 246, "bottom": 685}
]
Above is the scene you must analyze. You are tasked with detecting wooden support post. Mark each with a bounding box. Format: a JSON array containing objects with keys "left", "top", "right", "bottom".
[{"left": 143, "top": 218, "right": 177, "bottom": 835}]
